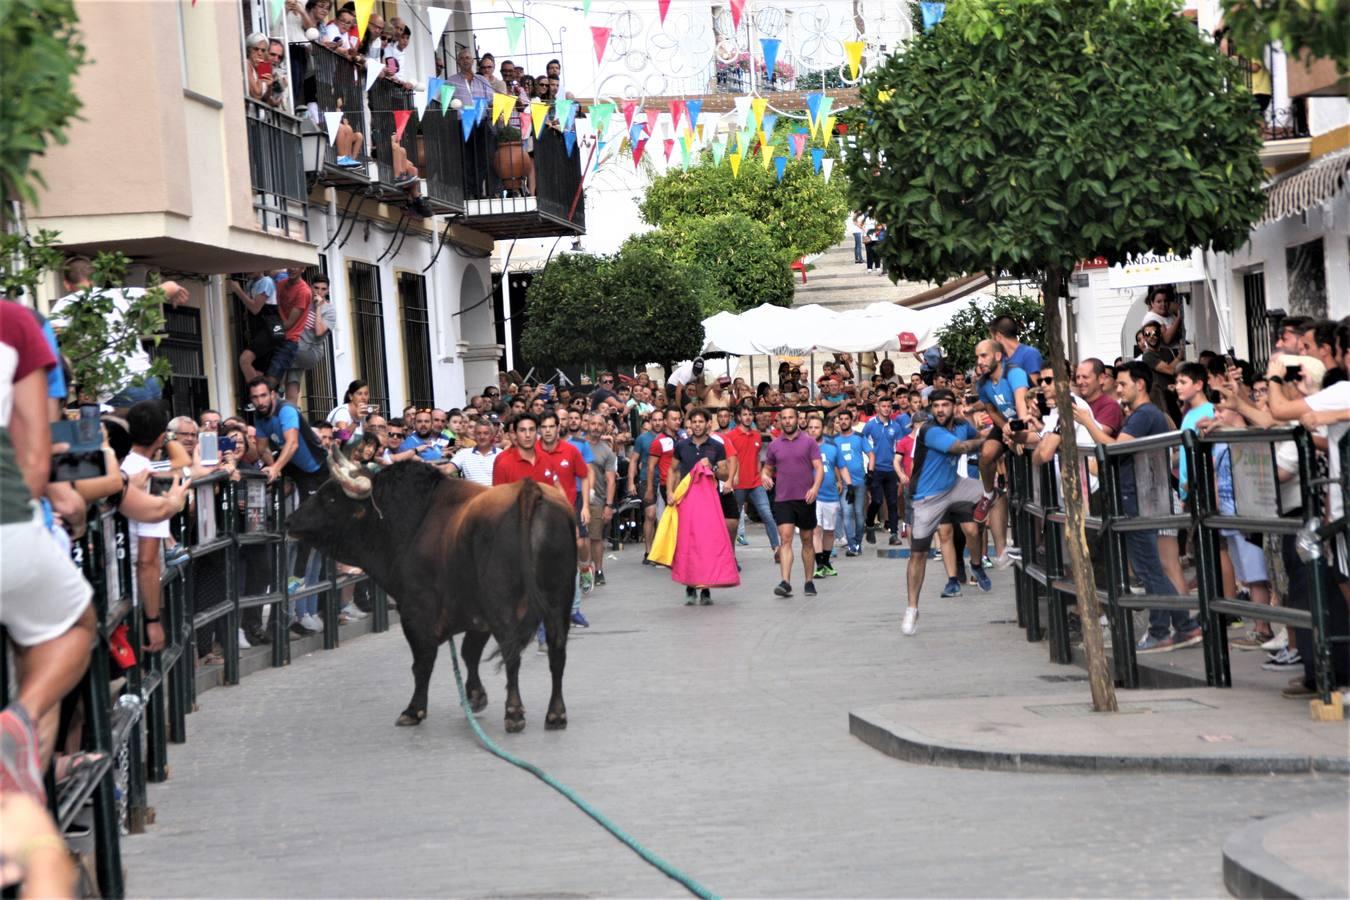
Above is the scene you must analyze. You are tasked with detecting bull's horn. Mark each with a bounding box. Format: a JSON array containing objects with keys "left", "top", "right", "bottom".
[{"left": 328, "top": 446, "right": 372, "bottom": 499}]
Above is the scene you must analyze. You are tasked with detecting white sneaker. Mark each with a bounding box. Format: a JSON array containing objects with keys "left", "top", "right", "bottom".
[
  {"left": 341, "top": 603, "right": 368, "bottom": 620},
  {"left": 993, "top": 549, "right": 1017, "bottom": 570},
  {"left": 301, "top": 614, "right": 324, "bottom": 632},
  {"left": 901, "top": 607, "right": 919, "bottom": 635},
  {"left": 238, "top": 628, "right": 251, "bottom": 650},
  {"left": 1260, "top": 628, "right": 1288, "bottom": 651}
]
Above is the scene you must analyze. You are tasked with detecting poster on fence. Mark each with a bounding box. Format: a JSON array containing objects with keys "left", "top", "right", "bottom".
[
  {"left": 1229, "top": 441, "right": 1281, "bottom": 518},
  {"left": 246, "top": 480, "right": 267, "bottom": 533},
  {"left": 196, "top": 485, "right": 217, "bottom": 545},
  {"left": 1134, "top": 448, "right": 1174, "bottom": 518},
  {"left": 104, "top": 519, "right": 120, "bottom": 601}
]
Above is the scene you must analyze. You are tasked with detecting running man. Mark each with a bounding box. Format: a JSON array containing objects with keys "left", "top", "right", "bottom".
[
  {"left": 903, "top": 389, "right": 988, "bottom": 635},
  {"left": 761, "top": 407, "right": 824, "bottom": 598}
]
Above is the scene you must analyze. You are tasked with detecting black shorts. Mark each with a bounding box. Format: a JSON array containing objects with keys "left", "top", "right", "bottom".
[
  {"left": 773, "top": 499, "right": 817, "bottom": 531},
  {"left": 719, "top": 489, "right": 739, "bottom": 520},
  {"left": 984, "top": 423, "right": 1004, "bottom": 445}
]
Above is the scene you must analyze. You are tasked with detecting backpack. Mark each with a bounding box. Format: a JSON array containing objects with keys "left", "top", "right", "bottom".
[{"left": 269, "top": 401, "right": 328, "bottom": 474}]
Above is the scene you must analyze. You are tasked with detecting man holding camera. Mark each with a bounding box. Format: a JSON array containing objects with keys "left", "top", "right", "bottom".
[{"left": 972, "top": 339, "right": 1029, "bottom": 569}]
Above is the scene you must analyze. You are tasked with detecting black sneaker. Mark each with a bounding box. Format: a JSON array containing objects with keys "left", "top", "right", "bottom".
[
  {"left": 642, "top": 554, "right": 654, "bottom": 566},
  {"left": 865, "top": 527, "right": 876, "bottom": 545},
  {"left": 699, "top": 589, "right": 713, "bottom": 606},
  {"left": 594, "top": 571, "right": 606, "bottom": 586},
  {"left": 685, "top": 587, "right": 697, "bottom": 606},
  {"left": 245, "top": 625, "right": 271, "bottom": 646},
  {"left": 289, "top": 621, "right": 316, "bottom": 640},
  {"left": 804, "top": 581, "right": 818, "bottom": 597},
  {"left": 888, "top": 533, "right": 901, "bottom": 546},
  {"left": 773, "top": 581, "right": 793, "bottom": 597},
  {"left": 410, "top": 196, "right": 434, "bottom": 218}
]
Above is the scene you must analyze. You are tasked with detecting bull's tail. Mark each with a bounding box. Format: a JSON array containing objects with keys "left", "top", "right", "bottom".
[{"left": 496, "top": 480, "right": 565, "bottom": 667}]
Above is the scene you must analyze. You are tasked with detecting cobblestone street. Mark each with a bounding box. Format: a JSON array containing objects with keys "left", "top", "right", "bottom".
[{"left": 123, "top": 541, "right": 1342, "bottom": 897}]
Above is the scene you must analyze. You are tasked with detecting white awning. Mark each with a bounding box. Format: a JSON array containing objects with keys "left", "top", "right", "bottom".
[{"left": 1260, "top": 147, "right": 1350, "bottom": 226}]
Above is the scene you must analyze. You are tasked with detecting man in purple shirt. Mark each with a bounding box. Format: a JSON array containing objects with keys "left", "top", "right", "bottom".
[{"left": 761, "top": 407, "right": 824, "bottom": 598}]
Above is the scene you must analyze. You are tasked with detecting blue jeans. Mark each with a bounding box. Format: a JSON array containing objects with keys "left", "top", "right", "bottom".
[
  {"left": 841, "top": 483, "right": 867, "bottom": 549},
  {"left": 852, "top": 232, "right": 863, "bottom": 262},
  {"left": 733, "top": 487, "right": 779, "bottom": 548},
  {"left": 1121, "top": 495, "right": 1197, "bottom": 639},
  {"left": 107, "top": 375, "right": 162, "bottom": 408}
]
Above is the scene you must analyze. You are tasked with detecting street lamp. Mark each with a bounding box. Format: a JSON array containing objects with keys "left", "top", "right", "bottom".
[{"left": 301, "top": 120, "right": 328, "bottom": 182}]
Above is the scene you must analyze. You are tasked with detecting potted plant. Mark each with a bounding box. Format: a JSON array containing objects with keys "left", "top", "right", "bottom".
[{"left": 493, "top": 124, "right": 532, "bottom": 193}]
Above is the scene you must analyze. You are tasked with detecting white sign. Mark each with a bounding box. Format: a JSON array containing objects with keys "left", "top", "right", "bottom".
[{"left": 1107, "top": 250, "right": 1205, "bottom": 289}]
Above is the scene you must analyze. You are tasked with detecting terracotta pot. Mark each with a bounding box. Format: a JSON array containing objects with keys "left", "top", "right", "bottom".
[{"left": 493, "top": 141, "right": 533, "bottom": 192}]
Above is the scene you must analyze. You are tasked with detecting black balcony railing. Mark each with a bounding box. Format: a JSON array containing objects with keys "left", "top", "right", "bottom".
[
  {"left": 305, "top": 43, "right": 369, "bottom": 179},
  {"left": 534, "top": 127, "right": 585, "bottom": 229},
  {"left": 367, "top": 78, "right": 418, "bottom": 195},
  {"left": 245, "top": 99, "right": 310, "bottom": 241},
  {"left": 460, "top": 124, "right": 585, "bottom": 237},
  {"left": 419, "top": 104, "right": 466, "bottom": 214}
]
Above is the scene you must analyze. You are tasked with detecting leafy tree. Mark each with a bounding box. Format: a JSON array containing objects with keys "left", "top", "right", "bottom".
[
  {"left": 845, "top": 0, "right": 1266, "bottom": 712},
  {"left": 935, "top": 295, "right": 1045, "bottom": 375},
  {"left": 520, "top": 245, "right": 703, "bottom": 372},
  {"left": 0, "top": 0, "right": 87, "bottom": 205},
  {"left": 1, "top": 232, "right": 171, "bottom": 401},
  {"left": 624, "top": 213, "right": 796, "bottom": 315},
  {"left": 639, "top": 151, "right": 849, "bottom": 260},
  {"left": 1223, "top": 0, "right": 1349, "bottom": 74}
]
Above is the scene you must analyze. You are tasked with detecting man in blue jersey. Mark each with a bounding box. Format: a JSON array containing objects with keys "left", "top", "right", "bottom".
[
  {"left": 901, "top": 389, "right": 988, "bottom": 636},
  {"left": 628, "top": 408, "right": 664, "bottom": 564},
  {"left": 973, "top": 338, "right": 1030, "bottom": 569},
  {"left": 862, "top": 395, "right": 905, "bottom": 546},
  {"left": 807, "top": 414, "right": 843, "bottom": 577},
  {"left": 990, "top": 315, "right": 1044, "bottom": 385},
  {"left": 832, "top": 407, "right": 868, "bottom": 556}
]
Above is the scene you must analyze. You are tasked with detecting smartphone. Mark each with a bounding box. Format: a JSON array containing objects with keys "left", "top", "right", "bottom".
[
  {"left": 1285, "top": 364, "right": 1303, "bottom": 381},
  {"left": 256, "top": 62, "right": 273, "bottom": 79},
  {"left": 51, "top": 409, "right": 106, "bottom": 481},
  {"left": 1036, "top": 393, "right": 1051, "bottom": 418},
  {"left": 200, "top": 432, "right": 220, "bottom": 467},
  {"left": 218, "top": 435, "right": 238, "bottom": 455},
  {"left": 384, "top": 57, "right": 399, "bottom": 75}
]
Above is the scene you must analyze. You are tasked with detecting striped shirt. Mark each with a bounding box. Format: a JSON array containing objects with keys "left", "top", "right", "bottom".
[{"left": 450, "top": 445, "right": 501, "bottom": 486}]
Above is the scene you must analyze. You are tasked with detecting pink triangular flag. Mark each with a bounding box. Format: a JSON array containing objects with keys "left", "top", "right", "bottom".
[
  {"left": 622, "top": 99, "right": 639, "bottom": 131},
  {"left": 791, "top": 132, "right": 808, "bottom": 159},
  {"left": 646, "top": 108, "right": 661, "bottom": 140},
  {"left": 633, "top": 138, "right": 647, "bottom": 167},
  {"left": 663, "top": 138, "right": 675, "bottom": 161},
  {"left": 591, "top": 26, "right": 610, "bottom": 63},
  {"left": 392, "top": 109, "right": 412, "bottom": 142},
  {"left": 658, "top": 0, "right": 671, "bottom": 24},
  {"left": 729, "top": 0, "right": 745, "bottom": 29},
  {"left": 667, "top": 100, "right": 686, "bottom": 133}
]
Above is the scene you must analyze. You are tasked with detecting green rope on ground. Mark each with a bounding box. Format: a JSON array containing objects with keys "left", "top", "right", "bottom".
[{"left": 447, "top": 640, "right": 719, "bottom": 900}]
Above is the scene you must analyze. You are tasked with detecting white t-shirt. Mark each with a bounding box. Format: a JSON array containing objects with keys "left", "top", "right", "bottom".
[
  {"left": 846, "top": 216, "right": 862, "bottom": 236},
  {"left": 450, "top": 446, "right": 500, "bottom": 486},
  {"left": 1039, "top": 395, "right": 1100, "bottom": 493},
  {"left": 327, "top": 403, "right": 363, "bottom": 439},
  {"left": 321, "top": 22, "right": 359, "bottom": 52},
  {"left": 667, "top": 361, "right": 696, "bottom": 388},
  {"left": 120, "top": 452, "right": 171, "bottom": 570},
  {"left": 1302, "top": 381, "right": 1350, "bottom": 519}
]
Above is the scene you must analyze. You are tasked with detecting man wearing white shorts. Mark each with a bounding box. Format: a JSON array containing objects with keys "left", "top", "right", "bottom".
[
  {"left": 902, "top": 389, "right": 987, "bottom": 635},
  {"left": 808, "top": 414, "right": 844, "bottom": 578},
  {"left": 1, "top": 301, "right": 96, "bottom": 803}
]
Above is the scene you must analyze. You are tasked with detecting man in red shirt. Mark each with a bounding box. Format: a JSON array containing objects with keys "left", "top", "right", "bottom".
[
  {"left": 492, "top": 413, "right": 559, "bottom": 489},
  {"left": 266, "top": 268, "right": 309, "bottom": 380},
  {"left": 538, "top": 411, "right": 592, "bottom": 628},
  {"left": 644, "top": 408, "right": 684, "bottom": 510},
  {"left": 726, "top": 402, "right": 779, "bottom": 553}
]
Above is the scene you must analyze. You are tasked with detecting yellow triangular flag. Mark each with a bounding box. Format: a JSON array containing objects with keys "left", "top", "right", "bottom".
[
  {"left": 821, "top": 115, "right": 837, "bottom": 143},
  {"left": 729, "top": 153, "right": 741, "bottom": 178},
  {"left": 492, "top": 92, "right": 516, "bottom": 126},
  {"left": 529, "top": 100, "right": 548, "bottom": 138},
  {"left": 750, "top": 97, "right": 768, "bottom": 129},
  {"left": 760, "top": 142, "right": 774, "bottom": 170},
  {"left": 843, "top": 40, "right": 865, "bottom": 80},
  {"left": 354, "top": 0, "right": 374, "bottom": 37}
]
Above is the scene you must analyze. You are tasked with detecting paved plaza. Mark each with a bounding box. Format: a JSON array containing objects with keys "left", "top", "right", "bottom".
[{"left": 123, "top": 539, "right": 1345, "bottom": 897}]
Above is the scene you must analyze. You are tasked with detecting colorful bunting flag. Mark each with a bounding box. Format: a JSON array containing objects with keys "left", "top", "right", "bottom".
[
  {"left": 594, "top": 141, "right": 606, "bottom": 171},
  {"left": 732, "top": 96, "right": 752, "bottom": 128},
  {"left": 843, "top": 40, "right": 865, "bottom": 80},
  {"left": 658, "top": 0, "right": 671, "bottom": 25},
  {"left": 582, "top": 0, "right": 591, "bottom": 15},
  {"left": 684, "top": 99, "right": 703, "bottom": 133},
  {"left": 629, "top": 122, "right": 644, "bottom": 148},
  {"left": 774, "top": 156, "right": 787, "bottom": 182},
  {"left": 590, "top": 102, "right": 615, "bottom": 138},
  {"left": 667, "top": 100, "right": 686, "bottom": 133},
  {"left": 805, "top": 92, "right": 826, "bottom": 132},
  {"left": 622, "top": 99, "right": 639, "bottom": 130},
  {"left": 736, "top": 128, "right": 752, "bottom": 156},
  {"left": 364, "top": 57, "right": 383, "bottom": 91},
  {"left": 591, "top": 26, "right": 611, "bottom": 63},
  {"left": 814, "top": 97, "right": 835, "bottom": 139},
  {"left": 633, "top": 137, "right": 647, "bottom": 167},
  {"left": 760, "top": 38, "right": 781, "bottom": 81},
  {"left": 354, "top": 0, "right": 374, "bottom": 38},
  {"left": 811, "top": 147, "right": 825, "bottom": 173},
  {"left": 822, "top": 114, "right": 837, "bottom": 140},
  {"left": 460, "top": 109, "right": 476, "bottom": 141},
  {"left": 711, "top": 139, "right": 726, "bottom": 165},
  {"left": 822, "top": 158, "right": 835, "bottom": 180},
  {"left": 505, "top": 16, "right": 525, "bottom": 51},
  {"left": 473, "top": 96, "right": 489, "bottom": 125},
  {"left": 760, "top": 142, "right": 774, "bottom": 170},
  {"left": 679, "top": 136, "right": 692, "bottom": 168},
  {"left": 439, "top": 83, "right": 454, "bottom": 109},
  {"left": 920, "top": 1, "right": 946, "bottom": 31},
  {"left": 492, "top": 92, "right": 515, "bottom": 126},
  {"left": 268, "top": 0, "right": 285, "bottom": 25},
  {"left": 729, "top": 152, "right": 742, "bottom": 178},
  {"left": 790, "top": 132, "right": 807, "bottom": 159},
  {"left": 555, "top": 98, "right": 577, "bottom": 130},
  {"left": 323, "top": 111, "right": 343, "bottom": 146},
  {"left": 427, "top": 5, "right": 452, "bottom": 56},
  {"left": 663, "top": 138, "right": 675, "bottom": 162},
  {"left": 761, "top": 113, "right": 777, "bottom": 143},
  {"left": 392, "top": 109, "right": 411, "bottom": 141},
  {"left": 530, "top": 100, "right": 548, "bottom": 137},
  {"left": 750, "top": 97, "right": 768, "bottom": 129},
  {"left": 729, "top": 0, "right": 745, "bottom": 29},
  {"left": 412, "top": 88, "right": 428, "bottom": 121},
  {"left": 564, "top": 130, "right": 577, "bottom": 156},
  {"left": 646, "top": 108, "right": 662, "bottom": 140}
]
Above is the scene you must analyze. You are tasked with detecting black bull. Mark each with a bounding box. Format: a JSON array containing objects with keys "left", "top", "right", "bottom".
[{"left": 286, "top": 451, "right": 577, "bottom": 733}]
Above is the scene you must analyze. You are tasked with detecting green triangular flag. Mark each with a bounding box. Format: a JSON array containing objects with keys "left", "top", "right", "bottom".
[
  {"left": 504, "top": 16, "right": 525, "bottom": 51},
  {"left": 589, "top": 102, "right": 615, "bottom": 139},
  {"left": 736, "top": 128, "right": 752, "bottom": 156},
  {"left": 583, "top": 0, "right": 592, "bottom": 15},
  {"left": 711, "top": 139, "right": 726, "bottom": 165},
  {"left": 439, "top": 83, "right": 454, "bottom": 109}
]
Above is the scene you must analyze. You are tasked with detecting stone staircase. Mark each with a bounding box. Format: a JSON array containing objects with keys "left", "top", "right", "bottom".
[{"left": 792, "top": 239, "right": 937, "bottom": 311}]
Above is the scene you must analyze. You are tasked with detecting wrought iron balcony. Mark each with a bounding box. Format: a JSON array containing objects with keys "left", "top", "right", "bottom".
[
  {"left": 302, "top": 43, "right": 370, "bottom": 187},
  {"left": 459, "top": 125, "right": 586, "bottom": 239},
  {"left": 245, "top": 99, "right": 309, "bottom": 241}
]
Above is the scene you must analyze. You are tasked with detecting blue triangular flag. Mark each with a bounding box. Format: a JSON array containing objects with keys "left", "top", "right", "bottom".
[
  {"left": 460, "top": 109, "right": 476, "bottom": 141},
  {"left": 920, "top": 1, "right": 946, "bottom": 32},
  {"left": 684, "top": 99, "right": 703, "bottom": 131},
  {"left": 630, "top": 122, "right": 644, "bottom": 147},
  {"left": 773, "top": 156, "right": 787, "bottom": 182},
  {"left": 565, "top": 130, "right": 577, "bottom": 156},
  {"left": 805, "top": 92, "right": 825, "bottom": 129},
  {"left": 474, "top": 96, "right": 489, "bottom": 125},
  {"left": 594, "top": 140, "right": 606, "bottom": 171},
  {"left": 427, "top": 77, "right": 444, "bottom": 108},
  {"left": 761, "top": 113, "right": 778, "bottom": 140},
  {"left": 811, "top": 147, "right": 824, "bottom": 174},
  {"left": 760, "top": 38, "right": 781, "bottom": 81}
]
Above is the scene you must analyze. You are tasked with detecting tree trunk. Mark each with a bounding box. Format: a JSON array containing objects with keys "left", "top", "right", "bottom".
[{"left": 1042, "top": 267, "right": 1118, "bottom": 713}]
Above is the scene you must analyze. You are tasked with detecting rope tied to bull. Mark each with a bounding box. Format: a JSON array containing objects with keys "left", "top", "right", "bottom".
[{"left": 447, "top": 640, "right": 719, "bottom": 900}]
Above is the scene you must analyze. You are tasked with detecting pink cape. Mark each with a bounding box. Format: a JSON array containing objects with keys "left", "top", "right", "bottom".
[{"left": 671, "top": 462, "right": 741, "bottom": 589}]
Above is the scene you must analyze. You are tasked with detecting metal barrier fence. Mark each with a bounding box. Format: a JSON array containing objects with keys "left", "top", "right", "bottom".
[
  {"left": 1, "top": 472, "right": 387, "bottom": 898},
  {"left": 1010, "top": 426, "right": 1347, "bottom": 706}
]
